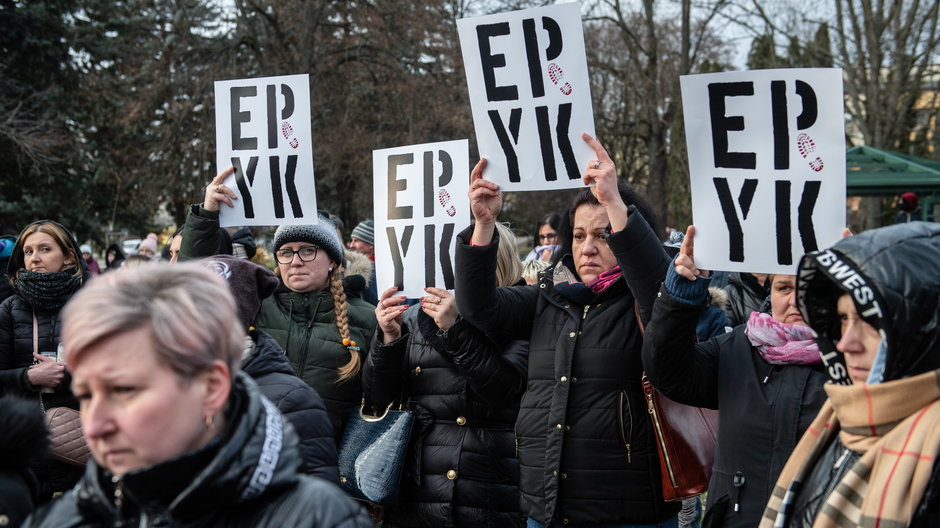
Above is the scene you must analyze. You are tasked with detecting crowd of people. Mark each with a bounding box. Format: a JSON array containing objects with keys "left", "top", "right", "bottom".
[{"left": 0, "top": 134, "right": 938, "bottom": 528}]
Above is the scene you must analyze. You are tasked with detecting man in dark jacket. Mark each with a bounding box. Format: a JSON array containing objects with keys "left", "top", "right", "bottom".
[
  {"left": 762, "top": 222, "right": 940, "bottom": 527},
  {"left": 201, "top": 255, "right": 339, "bottom": 482}
]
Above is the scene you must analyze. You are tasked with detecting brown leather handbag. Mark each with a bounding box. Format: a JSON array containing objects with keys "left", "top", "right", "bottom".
[
  {"left": 634, "top": 304, "right": 719, "bottom": 501},
  {"left": 642, "top": 375, "right": 718, "bottom": 501}
]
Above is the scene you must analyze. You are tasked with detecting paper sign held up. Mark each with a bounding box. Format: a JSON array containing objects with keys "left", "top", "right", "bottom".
[
  {"left": 374, "top": 140, "right": 470, "bottom": 299},
  {"left": 680, "top": 68, "right": 846, "bottom": 275},
  {"left": 458, "top": 2, "right": 595, "bottom": 192},
  {"left": 214, "top": 74, "right": 318, "bottom": 227}
]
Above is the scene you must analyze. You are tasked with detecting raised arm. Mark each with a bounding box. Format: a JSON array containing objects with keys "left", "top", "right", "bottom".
[{"left": 641, "top": 226, "right": 721, "bottom": 408}]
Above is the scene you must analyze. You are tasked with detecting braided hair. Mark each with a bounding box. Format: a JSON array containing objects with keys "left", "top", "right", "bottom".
[{"left": 329, "top": 269, "right": 360, "bottom": 382}]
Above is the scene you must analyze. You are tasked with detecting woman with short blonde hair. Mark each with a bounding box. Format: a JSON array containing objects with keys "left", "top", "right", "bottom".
[{"left": 26, "top": 265, "right": 371, "bottom": 527}]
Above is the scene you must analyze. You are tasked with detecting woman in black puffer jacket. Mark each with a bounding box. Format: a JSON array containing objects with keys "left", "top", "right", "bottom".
[
  {"left": 363, "top": 222, "right": 528, "bottom": 527},
  {"left": 0, "top": 220, "right": 88, "bottom": 499},
  {"left": 456, "top": 136, "right": 678, "bottom": 527}
]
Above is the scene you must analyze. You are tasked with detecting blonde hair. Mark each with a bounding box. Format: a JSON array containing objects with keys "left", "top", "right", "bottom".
[
  {"left": 494, "top": 222, "right": 524, "bottom": 287},
  {"left": 329, "top": 269, "right": 360, "bottom": 382},
  {"left": 12, "top": 221, "right": 82, "bottom": 281},
  {"left": 62, "top": 264, "right": 244, "bottom": 380},
  {"left": 522, "top": 259, "right": 550, "bottom": 285}
]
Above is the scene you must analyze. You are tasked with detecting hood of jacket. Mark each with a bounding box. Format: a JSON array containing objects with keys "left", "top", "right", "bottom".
[
  {"left": 6, "top": 219, "right": 90, "bottom": 287},
  {"left": 71, "top": 372, "right": 303, "bottom": 521},
  {"left": 241, "top": 329, "right": 295, "bottom": 379},
  {"left": 797, "top": 221, "right": 940, "bottom": 383}
]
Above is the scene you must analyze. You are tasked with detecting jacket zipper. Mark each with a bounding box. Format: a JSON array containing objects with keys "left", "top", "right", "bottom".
[
  {"left": 618, "top": 391, "right": 633, "bottom": 463},
  {"left": 295, "top": 295, "right": 320, "bottom": 379},
  {"left": 646, "top": 391, "right": 678, "bottom": 486}
]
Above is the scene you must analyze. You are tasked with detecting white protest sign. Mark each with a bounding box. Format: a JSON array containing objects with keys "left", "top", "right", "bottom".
[
  {"left": 458, "top": 2, "right": 595, "bottom": 192},
  {"left": 374, "top": 140, "right": 470, "bottom": 299},
  {"left": 214, "top": 74, "right": 317, "bottom": 227},
  {"left": 680, "top": 68, "right": 846, "bottom": 275}
]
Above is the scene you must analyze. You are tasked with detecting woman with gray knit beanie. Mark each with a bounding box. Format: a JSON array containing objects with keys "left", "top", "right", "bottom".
[{"left": 255, "top": 219, "right": 377, "bottom": 440}]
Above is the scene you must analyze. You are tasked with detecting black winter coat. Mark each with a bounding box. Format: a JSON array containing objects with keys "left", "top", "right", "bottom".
[
  {"left": 455, "top": 208, "right": 679, "bottom": 526},
  {"left": 25, "top": 373, "right": 372, "bottom": 528},
  {"left": 642, "top": 291, "right": 827, "bottom": 528},
  {"left": 242, "top": 329, "right": 339, "bottom": 482},
  {"left": 363, "top": 306, "right": 527, "bottom": 528},
  {"left": 0, "top": 221, "right": 87, "bottom": 495},
  {"left": 0, "top": 396, "right": 47, "bottom": 527}
]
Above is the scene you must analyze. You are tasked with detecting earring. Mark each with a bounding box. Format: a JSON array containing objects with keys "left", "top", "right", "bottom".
[
  {"left": 328, "top": 266, "right": 333, "bottom": 273},
  {"left": 205, "top": 414, "right": 214, "bottom": 429}
]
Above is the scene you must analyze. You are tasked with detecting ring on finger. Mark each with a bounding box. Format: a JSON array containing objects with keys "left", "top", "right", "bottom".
[
  {"left": 436, "top": 297, "right": 442, "bottom": 304},
  {"left": 215, "top": 184, "right": 222, "bottom": 192},
  {"left": 593, "top": 160, "right": 602, "bottom": 169}
]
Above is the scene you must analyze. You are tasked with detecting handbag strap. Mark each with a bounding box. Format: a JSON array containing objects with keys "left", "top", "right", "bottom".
[{"left": 33, "top": 313, "right": 47, "bottom": 413}]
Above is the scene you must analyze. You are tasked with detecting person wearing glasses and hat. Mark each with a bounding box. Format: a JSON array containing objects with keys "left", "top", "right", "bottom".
[{"left": 255, "top": 220, "right": 376, "bottom": 441}]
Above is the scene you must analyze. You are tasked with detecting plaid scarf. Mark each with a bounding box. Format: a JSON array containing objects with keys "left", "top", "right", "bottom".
[{"left": 761, "top": 369, "right": 940, "bottom": 527}]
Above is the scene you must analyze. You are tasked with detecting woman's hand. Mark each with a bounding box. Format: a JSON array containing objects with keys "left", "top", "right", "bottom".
[
  {"left": 468, "top": 158, "right": 501, "bottom": 246},
  {"left": 674, "top": 225, "right": 710, "bottom": 281},
  {"left": 203, "top": 166, "right": 238, "bottom": 212},
  {"left": 581, "top": 133, "right": 628, "bottom": 232},
  {"left": 27, "top": 352, "right": 65, "bottom": 388},
  {"left": 421, "top": 287, "right": 458, "bottom": 331},
  {"left": 376, "top": 287, "right": 408, "bottom": 343}
]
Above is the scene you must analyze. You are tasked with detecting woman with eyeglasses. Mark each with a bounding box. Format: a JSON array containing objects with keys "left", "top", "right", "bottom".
[
  {"left": 254, "top": 221, "right": 377, "bottom": 441},
  {"left": 524, "top": 213, "right": 561, "bottom": 262}
]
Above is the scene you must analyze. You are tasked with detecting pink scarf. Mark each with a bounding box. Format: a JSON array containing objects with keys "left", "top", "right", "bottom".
[
  {"left": 745, "top": 312, "right": 820, "bottom": 365},
  {"left": 588, "top": 266, "right": 621, "bottom": 293}
]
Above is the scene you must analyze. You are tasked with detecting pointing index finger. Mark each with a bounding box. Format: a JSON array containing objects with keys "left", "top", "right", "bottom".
[
  {"left": 680, "top": 225, "right": 695, "bottom": 260},
  {"left": 212, "top": 166, "right": 235, "bottom": 185},
  {"left": 581, "top": 133, "right": 612, "bottom": 164}
]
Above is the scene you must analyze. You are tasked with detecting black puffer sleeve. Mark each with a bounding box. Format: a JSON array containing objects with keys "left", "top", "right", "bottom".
[
  {"left": 454, "top": 225, "right": 538, "bottom": 342},
  {"left": 607, "top": 205, "right": 671, "bottom": 325},
  {"left": 422, "top": 315, "right": 528, "bottom": 409},
  {"left": 179, "top": 204, "right": 222, "bottom": 261},
  {"left": 641, "top": 286, "right": 722, "bottom": 409},
  {"left": 276, "top": 383, "right": 340, "bottom": 482}
]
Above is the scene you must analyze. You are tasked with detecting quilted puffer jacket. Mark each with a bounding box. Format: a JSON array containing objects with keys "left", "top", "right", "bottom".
[{"left": 362, "top": 306, "right": 527, "bottom": 528}]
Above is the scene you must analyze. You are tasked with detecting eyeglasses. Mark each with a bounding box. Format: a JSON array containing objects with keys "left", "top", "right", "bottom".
[
  {"left": 275, "top": 245, "right": 319, "bottom": 264},
  {"left": 538, "top": 233, "right": 557, "bottom": 242}
]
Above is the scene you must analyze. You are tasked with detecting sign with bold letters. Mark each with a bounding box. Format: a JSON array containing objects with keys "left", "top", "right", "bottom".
[
  {"left": 458, "top": 2, "right": 595, "bottom": 192},
  {"left": 214, "top": 74, "right": 318, "bottom": 227},
  {"left": 374, "top": 140, "right": 470, "bottom": 298},
  {"left": 680, "top": 68, "right": 846, "bottom": 275}
]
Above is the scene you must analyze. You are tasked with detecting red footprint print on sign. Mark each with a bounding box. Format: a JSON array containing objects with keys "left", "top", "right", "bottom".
[
  {"left": 547, "top": 63, "right": 572, "bottom": 96},
  {"left": 281, "top": 121, "right": 299, "bottom": 149},
  {"left": 796, "top": 133, "right": 823, "bottom": 172},
  {"left": 438, "top": 189, "right": 457, "bottom": 217}
]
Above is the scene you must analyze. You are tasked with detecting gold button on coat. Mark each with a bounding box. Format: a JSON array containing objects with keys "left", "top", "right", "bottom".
[
  {"left": 414, "top": 366, "right": 422, "bottom": 375},
  {"left": 568, "top": 332, "right": 576, "bottom": 338},
  {"left": 446, "top": 470, "right": 457, "bottom": 480},
  {"left": 456, "top": 416, "right": 467, "bottom": 426}
]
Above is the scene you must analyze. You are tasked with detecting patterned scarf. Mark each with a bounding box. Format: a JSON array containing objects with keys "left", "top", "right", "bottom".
[
  {"left": 745, "top": 312, "right": 820, "bottom": 365},
  {"left": 761, "top": 369, "right": 940, "bottom": 527},
  {"left": 14, "top": 269, "right": 81, "bottom": 312}
]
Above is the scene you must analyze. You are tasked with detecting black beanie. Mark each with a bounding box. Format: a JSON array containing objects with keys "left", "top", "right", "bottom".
[{"left": 201, "top": 255, "right": 279, "bottom": 329}]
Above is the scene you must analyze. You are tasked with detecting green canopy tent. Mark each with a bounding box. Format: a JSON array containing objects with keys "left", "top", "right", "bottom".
[{"left": 845, "top": 145, "right": 940, "bottom": 226}]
